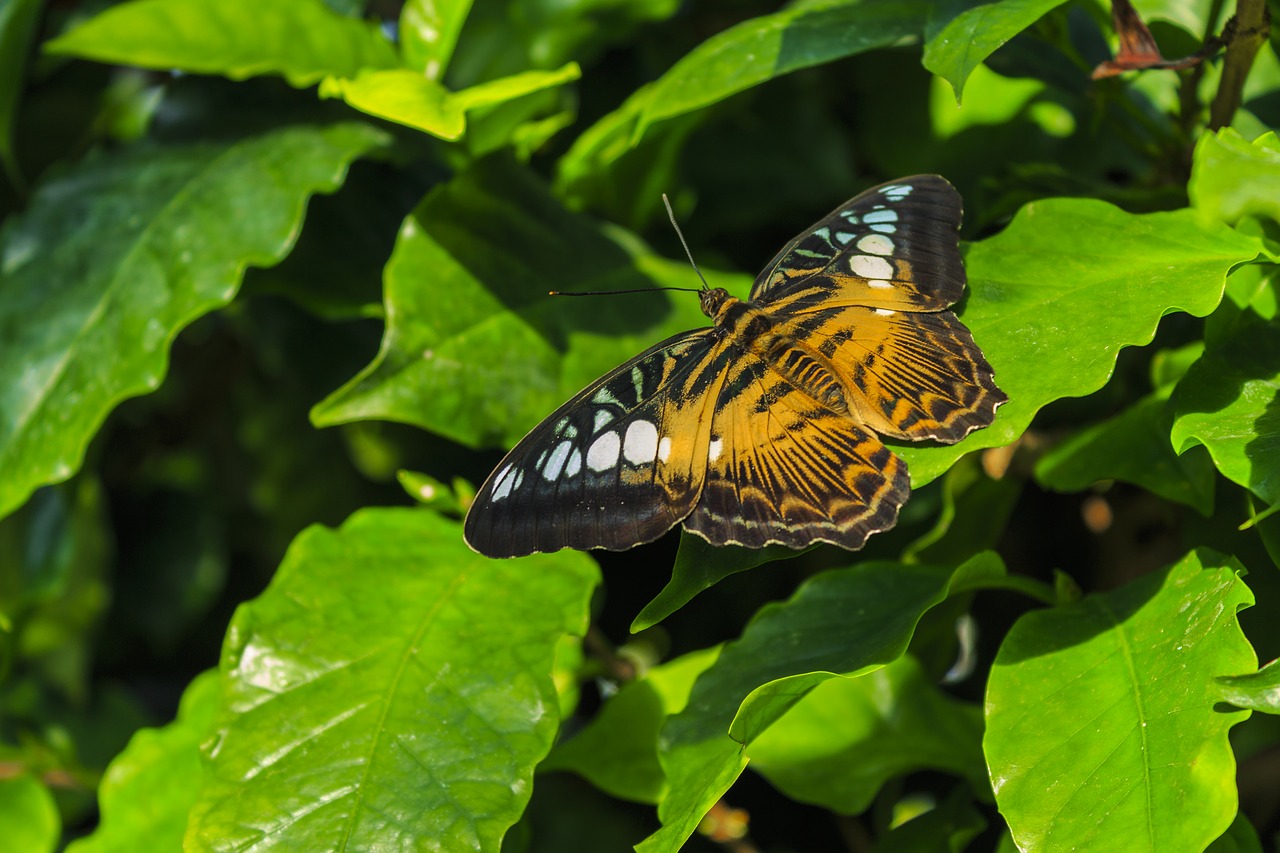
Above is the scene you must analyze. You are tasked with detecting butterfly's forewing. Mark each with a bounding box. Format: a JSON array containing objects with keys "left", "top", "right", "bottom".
[
  {"left": 683, "top": 356, "right": 910, "bottom": 549},
  {"left": 750, "top": 176, "right": 967, "bottom": 312},
  {"left": 464, "top": 330, "right": 730, "bottom": 558}
]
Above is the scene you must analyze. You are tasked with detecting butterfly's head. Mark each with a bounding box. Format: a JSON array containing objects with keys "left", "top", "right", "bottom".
[{"left": 699, "top": 286, "right": 731, "bottom": 319}]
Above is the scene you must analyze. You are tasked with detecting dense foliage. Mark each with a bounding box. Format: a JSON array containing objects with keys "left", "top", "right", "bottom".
[{"left": 2, "top": 0, "right": 1280, "bottom": 850}]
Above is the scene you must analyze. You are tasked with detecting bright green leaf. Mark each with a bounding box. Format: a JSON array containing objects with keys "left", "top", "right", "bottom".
[
  {"left": 748, "top": 656, "right": 986, "bottom": 814},
  {"left": 639, "top": 553, "right": 1004, "bottom": 853},
  {"left": 0, "top": 0, "right": 42, "bottom": 188},
  {"left": 900, "top": 199, "right": 1260, "bottom": 487},
  {"left": 923, "top": 0, "right": 1068, "bottom": 102},
  {"left": 66, "top": 671, "right": 220, "bottom": 853},
  {"left": 1035, "top": 386, "right": 1216, "bottom": 515},
  {"left": 320, "top": 70, "right": 465, "bottom": 139},
  {"left": 542, "top": 647, "right": 719, "bottom": 804},
  {"left": 0, "top": 774, "right": 58, "bottom": 853},
  {"left": 1171, "top": 305, "right": 1280, "bottom": 504},
  {"left": 45, "top": 0, "right": 399, "bottom": 88},
  {"left": 0, "top": 121, "right": 387, "bottom": 521},
  {"left": 1216, "top": 658, "right": 1280, "bottom": 714},
  {"left": 1206, "top": 812, "right": 1266, "bottom": 853},
  {"left": 632, "top": 0, "right": 929, "bottom": 140},
  {"left": 400, "top": 0, "right": 474, "bottom": 80},
  {"left": 185, "top": 508, "right": 598, "bottom": 851},
  {"left": 452, "top": 63, "right": 581, "bottom": 111},
  {"left": 985, "top": 550, "right": 1255, "bottom": 852},
  {"left": 312, "top": 158, "right": 713, "bottom": 448},
  {"left": 1190, "top": 128, "right": 1280, "bottom": 226}
]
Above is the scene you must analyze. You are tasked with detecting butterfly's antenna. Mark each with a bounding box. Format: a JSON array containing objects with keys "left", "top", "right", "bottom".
[
  {"left": 548, "top": 286, "right": 702, "bottom": 296},
  {"left": 662, "top": 193, "right": 711, "bottom": 292}
]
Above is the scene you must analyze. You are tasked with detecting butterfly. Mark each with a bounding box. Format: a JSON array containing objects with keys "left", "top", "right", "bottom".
[{"left": 464, "top": 176, "right": 1006, "bottom": 558}]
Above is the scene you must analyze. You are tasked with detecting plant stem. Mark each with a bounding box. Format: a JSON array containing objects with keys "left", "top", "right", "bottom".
[{"left": 1209, "top": 0, "right": 1272, "bottom": 129}]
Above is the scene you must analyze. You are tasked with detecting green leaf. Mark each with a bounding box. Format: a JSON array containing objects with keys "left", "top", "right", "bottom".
[
  {"left": 185, "top": 508, "right": 598, "bottom": 852},
  {"left": 630, "top": 535, "right": 810, "bottom": 632},
  {"left": 45, "top": 0, "right": 399, "bottom": 88},
  {"left": 900, "top": 199, "right": 1260, "bottom": 487},
  {"left": 452, "top": 63, "right": 581, "bottom": 111},
  {"left": 66, "top": 671, "right": 220, "bottom": 853},
  {"left": 320, "top": 70, "right": 465, "bottom": 139},
  {"left": 0, "top": 774, "right": 58, "bottom": 853},
  {"left": 871, "top": 786, "right": 987, "bottom": 852},
  {"left": 0, "top": 121, "right": 387, "bottom": 521},
  {"left": 985, "top": 550, "right": 1255, "bottom": 852},
  {"left": 1216, "top": 658, "right": 1280, "bottom": 714},
  {"left": 638, "top": 552, "right": 1005, "bottom": 853},
  {"left": 0, "top": 0, "right": 42, "bottom": 188},
  {"left": 922, "top": 0, "right": 1068, "bottom": 102},
  {"left": 1190, "top": 128, "right": 1280, "bottom": 226},
  {"left": 747, "top": 656, "right": 986, "bottom": 814},
  {"left": 1206, "top": 812, "right": 1265, "bottom": 853},
  {"left": 631, "top": 0, "right": 929, "bottom": 141},
  {"left": 541, "top": 647, "right": 719, "bottom": 804},
  {"left": 400, "top": 0, "right": 474, "bottom": 79},
  {"left": 904, "top": 454, "right": 1021, "bottom": 564},
  {"left": 1035, "top": 386, "right": 1216, "bottom": 515},
  {"left": 1171, "top": 305, "right": 1280, "bottom": 504},
  {"left": 312, "top": 157, "right": 713, "bottom": 448}
]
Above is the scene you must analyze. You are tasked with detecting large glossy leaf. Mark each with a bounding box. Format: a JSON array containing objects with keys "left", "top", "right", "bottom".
[
  {"left": 1216, "top": 658, "right": 1280, "bottom": 714},
  {"left": 0, "top": 774, "right": 58, "bottom": 853},
  {"left": 629, "top": 0, "right": 929, "bottom": 142},
  {"left": 0, "top": 121, "right": 387, "bottom": 521},
  {"left": 312, "top": 157, "right": 712, "bottom": 448},
  {"left": 1171, "top": 305, "right": 1280, "bottom": 504},
  {"left": 185, "top": 508, "right": 598, "bottom": 851},
  {"left": 747, "top": 655, "right": 986, "bottom": 814},
  {"left": 985, "top": 550, "right": 1254, "bottom": 852},
  {"left": 899, "top": 199, "right": 1259, "bottom": 486},
  {"left": 0, "top": 0, "right": 41, "bottom": 187},
  {"left": 44, "top": 0, "right": 399, "bottom": 88},
  {"left": 638, "top": 553, "right": 1005, "bottom": 853},
  {"left": 922, "top": 0, "right": 1068, "bottom": 102},
  {"left": 541, "top": 647, "right": 720, "bottom": 804},
  {"left": 66, "top": 671, "right": 219, "bottom": 853},
  {"left": 1189, "top": 128, "right": 1280, "bottom": 227}
]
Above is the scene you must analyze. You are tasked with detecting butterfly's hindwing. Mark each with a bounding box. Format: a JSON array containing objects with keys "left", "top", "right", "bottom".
[
  {"left": 463, "top": 330, "right": 730, "bottom": 558},
  {"left": 751, "top": 176, "right": 966, "bottom": 313},
  {"left": 684, "top": 355, "right": 910, "bottom": 549}
]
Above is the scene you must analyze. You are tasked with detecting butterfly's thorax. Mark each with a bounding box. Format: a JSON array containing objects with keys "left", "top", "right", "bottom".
[{"left": 702, "top": 287, "right": 849, "bottom": 413}]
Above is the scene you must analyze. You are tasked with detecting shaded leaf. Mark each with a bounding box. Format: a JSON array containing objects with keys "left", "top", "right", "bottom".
[
  {"left": 1190, "top": 128, "right": 1280, "bottom": 227},
  {"left": 985, "top": 550, "right": 1254, "bottom": 852},
  {"left": 871, "top": 786, "right": 986, "bottom": 852},
  {"left": 638, "top": 553, "right": 1005, "bottom": 853},
  {"left": 0, "top": 121, "right": 388, "bottom": 520},
  {"left": 45, "top": 0, "right": 398, "bottom": 88},
  {"left": 541, "top": 647, "right": 719, "bottom": 804},
  {"left": 312, "top": 157, "right": 712, "bottom": 448},
  {"left": 65, "top": 671, "right": 219, "bottom": 853},
  {"left": 0, "top": 774, "right": 58, "bottom": 853},
  {"left": 185, "top": 508, "right": 598, "bottom": 851},
  {"left": 1216, "top": 657, "right": 1280, "bottom": 714},
  {"left": 0, "top": 0, "right": 42, "bottom": 188},
  {"left": 748, "top": 656, "right": 986, "bottom": 814},
  {"left": 901, "top": 199, "right": 1259, "bottom": 486},
  {"left": 923, "top": 0, "right": 1068, "bottom": 101}
]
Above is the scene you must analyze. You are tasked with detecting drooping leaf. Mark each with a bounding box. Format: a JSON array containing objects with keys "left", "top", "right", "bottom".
[
  {"left": 65, "top": 671, "right": 220, "bottom": 853},
  {"left": 0, "top": 121, "right": 388, "bottom": 521},
  {"left": 541, "top": 647, "right": 720, "bottom": 804},
  {"left": 185, "top": 508, "right": 598, "bottom": 852},
  {"left": 899, "top": 199, "right": 1259, "bottom": 486},
  {"left": 1216, "top": 657, "right": 1280, "bottom": 714},
  {"left": 0, "top": 0, "right": 42, "bottom": 187},
  {"left": 311, "top": 157, "right": 713, "bottom": 448},
  {"left": 320, "top": 71, "right": 465, "bottom": 139},
  {"left": 747, "top": 655, "right": 986, "bottom": 814},
  {"left": 923, "top": 0, "right": 1069, "bottom": 102},
  {"left": 638, "top": 553, "right": 1005, "bottom": 853},
  {"left": 985, "top": 550, "right": 1254, "bottom": 852},
  {"left": 0, "top": 774, "right": 58, "bottom": 853},
  {"left": 45, "top": 0, "right": 399, "bottom": 88},
  {"left": 1189, "top": 128, "right": 1280, "bottom": 227}
]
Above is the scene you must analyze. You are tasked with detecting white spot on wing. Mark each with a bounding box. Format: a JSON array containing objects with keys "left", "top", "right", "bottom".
[
  {"left": 658, "top": 436, "right": 671, "bottom": 464},
  {"left": 543, "top": 441, "right": 572, "bottom": 481},
  {"left": 587, "top": 431, "right": 621, "bottom": 472},
  {"left": 623, "top": 420, "right": 660, "bottom": 465},
  {"left": 867, "top": 279, "right": 894, "bottom": 289},
  {"left": 593, "top": 409, "right": 614, "bottom": 433},
  {"left": 491, "top": 465, "right": 515, "bottom": 501},
  {"left": 863, "top": 209, "right": 898, "bottom": 224},
  {"left": 834, "top": 231, "right": 856, "bottom": 245},
  {"left": 875, "top": 308, "right": 896, "bottom": 316},
  {"left": 565, "top": 448, "right": 582, "bottom": 477},
  {"left": 849, "top": 255, "right": 894, "bottom": 279},
  {"left": 870, "top": 224, "right": 897, "bottom": 234},
  {"left": 708, "top": 437, "right": 724, "bottom": 463},
  {"left": 858, "top": 234, "right": 895, "bottom": 256}
]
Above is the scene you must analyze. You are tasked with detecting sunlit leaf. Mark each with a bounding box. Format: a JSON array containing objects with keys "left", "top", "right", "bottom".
[
  {"left": 321, "top": 70, "right": 465, "bottom": 139},
  {"left": 1217, "top": 657, "right": 1280, "bottom": 714},
  {"left": 986, "top": 550, "right": 1254, "bottom": 852},
  {"left": 923, "top": 0, "right": 1068, "bottom": 102},
  {"left": 1189, "top": 128, "right": 1280, "bottom": 227},
  {"left": 0, "top": 774, "right": 58, "bottom": 853}
]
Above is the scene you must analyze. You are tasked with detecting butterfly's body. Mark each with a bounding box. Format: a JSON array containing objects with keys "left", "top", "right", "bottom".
[{"left": 464, "top": 177, "right": 1007, "bottom": 559}]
